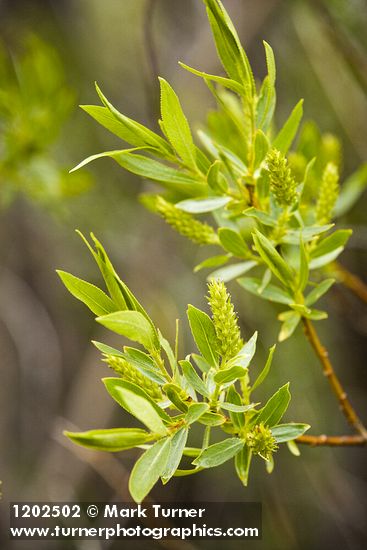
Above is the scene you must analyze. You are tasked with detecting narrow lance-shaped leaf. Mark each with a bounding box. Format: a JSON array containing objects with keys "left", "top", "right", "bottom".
[
  {"left": 254, "top": 383, "right": 291, "bottom": 427},
  {"left": 80, "top": 104, "right": 172, "bottom": 157},
  {"left": 273, "top": 99, "right": 303, "bottom": 154},
  {"left": 185, "top": 403, "right": 210, "bottom": 425},
  {"left": 252, "top": 229, "right": 294, "bottom": 289},
  {"left": 193, "top": 437, "right": 244, "bottom": 468},
  {"left": 235, "top": 446, "right": 252, "bottom": 487},
  {"left": 251, "top": 345, "right": 276, "bottom": 392},
  {"left": 213, "top": 365, "right": 248, "bottom": 385},
  {"left": 305, "top": 279, "right": 335, "bottom": 306},
  {"left": 187, "top": 305, "right": 219, "bottom": 368},
  {"left": 271, "top": 423, "right": 310, "bottom": 443},
  {"left": 97, "top": 310, "right": 159, "bottom": 351},
  {"left": 218, "top": 227, "right": 249, "bottom": 258},
  {"left": 237, "top": 277, "right": 293, "bottom": 305},
  {"left": 162, "top": 428, "right": 189, "bottom": 484},
  {"left": 64, "top": 428, "right": 152, "bottom": 452},
  {"left": 94, "top": 83, "right": 172, "bottom": 156},
  {"left": 56, "top": 270, "right": 117, "bottom": 316},
  {"left": 159, "top": 77, "right": 197, "bottom": 170},
  {"left": 180, "top": 359, "right": 211, "bottom": 398},
  {"left": 176, "top": 196, "right": 231, "bottom": 214},
  {"left": 179, "top": 62, "right": 245, "bottom": 95},
  {"left": 129, "top": 438, "right": 171, "bottom": 503},
  {"left": 72, "top": 150, "right": 205, "bottom": 197},
  {"left": 103, "top": 378, "right": 170, "bottom": 435}
]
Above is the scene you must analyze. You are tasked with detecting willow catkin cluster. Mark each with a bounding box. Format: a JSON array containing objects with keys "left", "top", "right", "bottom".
[
  {"left": 266, "top": 149, "right": 298, "bottom": 206},
  {"left": 207, "top": 279, "right": 243, "bottom": 362},
  {"left": 104, "top": 354, "right": 162, "bottom": 401},
  {"left": 246, "top": 423, "right": 278, "bottom": 461},
  {"left": 154, "top": 196, "right": 219, "bottom": 245},
  {"left": 315, "top": 162, "right": 339, "bottom": 224}
]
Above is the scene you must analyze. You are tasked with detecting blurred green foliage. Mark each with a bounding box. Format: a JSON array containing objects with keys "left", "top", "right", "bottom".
[{"left": 0, "top": 35, "right": 91, "bottom": 209}]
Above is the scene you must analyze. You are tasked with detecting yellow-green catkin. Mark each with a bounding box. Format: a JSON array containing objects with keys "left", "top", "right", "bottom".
[
  {"left": 155, "top": 196, "right": 219, "bottom": 245},
  {"left": 266, "top": 149, "right": 298, "bottom": 206},
  {"left": 246, "top": 423, "right": 278, "bottom": 461},
  {"left": 315, "top": 162, "right": 339, "bottom": 224},
  {"left": 104, "top": 355, "right": 162, "bottom": 401},
  {"left": 207, "top": 279, "right": 243, "bottom": 362}
]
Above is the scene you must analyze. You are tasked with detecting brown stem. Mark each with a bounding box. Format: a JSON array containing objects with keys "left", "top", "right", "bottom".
[
  {"left": 296, "top": 434, "right": 366, "bottom": 447},
  {"left": 302, "top": 318, "right": 367, "bottom": 439},
  {"left": 332, "top": 261, "right": 367, "bottom": 304}
]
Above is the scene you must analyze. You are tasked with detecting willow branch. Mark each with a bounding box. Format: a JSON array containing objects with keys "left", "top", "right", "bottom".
[
  {"left": 296, "top": 434, "right": 366, "bottom": 447},
  {"left": 332, "top": 261, "right": 367, "bottom": 304},
  {"left": 302, "top": 318, "right": 367, "bottom": 440}
]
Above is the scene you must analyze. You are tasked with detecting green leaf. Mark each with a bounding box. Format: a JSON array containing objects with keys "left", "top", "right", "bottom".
[
  {"left": 185, "top": 403, "right": 210, "bottom": 425},
  {"left": 255, "top": 383, "right": 291, "bottom": 427},
  {"left": 297, "top": 238, "right": 309, "bottom": 292},
  {"left": 235, "top": 446, "right": 252, "bottom": 487},
  {"left": 179, "top": 62, "right": 245, "bottom": 95},
  {"left": 228, "top": 331, "right": 258, "bottom": 370},
  {"left": 309, "top": 248, "right": 344, "bottom": 270},
  {"left": 220, "top": 402, "right": 257, "bottom": 413},
  {"left": 123, "top": 347, "right": 167, "bottom": 385},
  {"left": 278, "top": 311, "right": 301, "bottom": 341},
  {"left": 129, "top": 437, "right": 171, "bottom": 503},
  {"left": 193, "top": 437, "right": 244, "bottom": 468},
  {"left": 254, "top": 129, "right": 270, "bottom": 169},
  {"left": 263, "top": 41, "right": 276, "bottom": 86},
  {"left": 305, "top": 279, "right": 335, "bottom": 306},
  {"left": 187, "top": 305, "right": 219, "bottom": 368},
  {"left": 56, "top": 270, "right": 117, "bottom": 316},
  {"left": 204, "top": 0, "right": 255, "bottom": 95},
  {"left": 244, "top": 207, "right": 277, "bottom": 227},
  {"left": 180, "top": 360, "right": 210, "bottom": 398},
  {"left": 198, "top": 412, "right": 227, "bottom": 426},
  {"left": 214, "top": 365, "right": 248, "bottom": 385},
  {"left": 103, "top": 378, "right": 170, "bottom": 435},
  {"left": 192, "top": 353, "right": 212, "bottom": 373},
  {"left": 93, "top": 84, "right": 172, "bottom": 157},
  {"left": 163, "top": 383, "right": 190, "bottom": 413},
  {"left": 334, "top": 163, "right": 367, "bottom": 217},
  {"left": 226, "top": 386, "right": 245, "bottom": 430},
  {"left": 218, "top": 227, "right": 249, "bottom": 258},
  {"left": 64, "top": 428, "right": 152, "bottom": 452},
  {"left": 194, "top": 254, "right": 230, "bottom": 273},
  {"left": 97, "top": 311, "right": 159, "bottom": 351},
  {"left": 176, "top": 196, "right": 230, "bottom": 213},
  {"left": 271, "top": 423, "right": 310, "bottom": 443},
  {"left": 77, "top": 232, "right": 155, "bottom": 326},
  {"left": 92, "top": 341, "right": 124, "bottom": 357},
  {"left": 310, "top": 230, "right": 352, "bottom": 259},
  {"left": 81, "top": 104, "right": 171, "bottom": 157},
  {"left": 281, "top": 224, "right": 333, "bottom": 245},
  {"left": 252, "top": 230, "right": 294, "bottom": 288},
  {"left": 162, "top": 428, "right": 189, "bottom": 483},
  {"left": 252, "top": 345, "right": 276, "bottom": 392},
  {"left": 237, "top": 277, "right": 293, "bottom": 305},
  {"left": 273, "top": 99, "right": 303, "bottom": 154},
  {"left": 208, "top": 261, "right": 257, "bottom": 283},
  {"left": 256, "top": 75, "right": 276, "bottom": 131},
  {"left": 207, "top": 160, "right": 228, "bottom": 193},
  {"left": 159, "top": 77, "right": 197, "bottom": 170},
  {"left": 72, "top": 151, "right": 204, "bottom": 197}
]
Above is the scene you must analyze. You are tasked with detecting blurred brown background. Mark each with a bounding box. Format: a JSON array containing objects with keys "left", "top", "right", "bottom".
[{"left": 0, "top": 1, "right": 366, "bottom": 549}]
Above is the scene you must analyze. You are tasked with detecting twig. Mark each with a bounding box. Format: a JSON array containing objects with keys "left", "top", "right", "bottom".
[
  {"left": 302, "top": 318, "right": 367, "bottom": 439},
  {"left": 296, "top": 434, "right": 366, "bottom": 446},
  {"left": 332, "top": 261, "right": 367, "bottom": 304}
]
